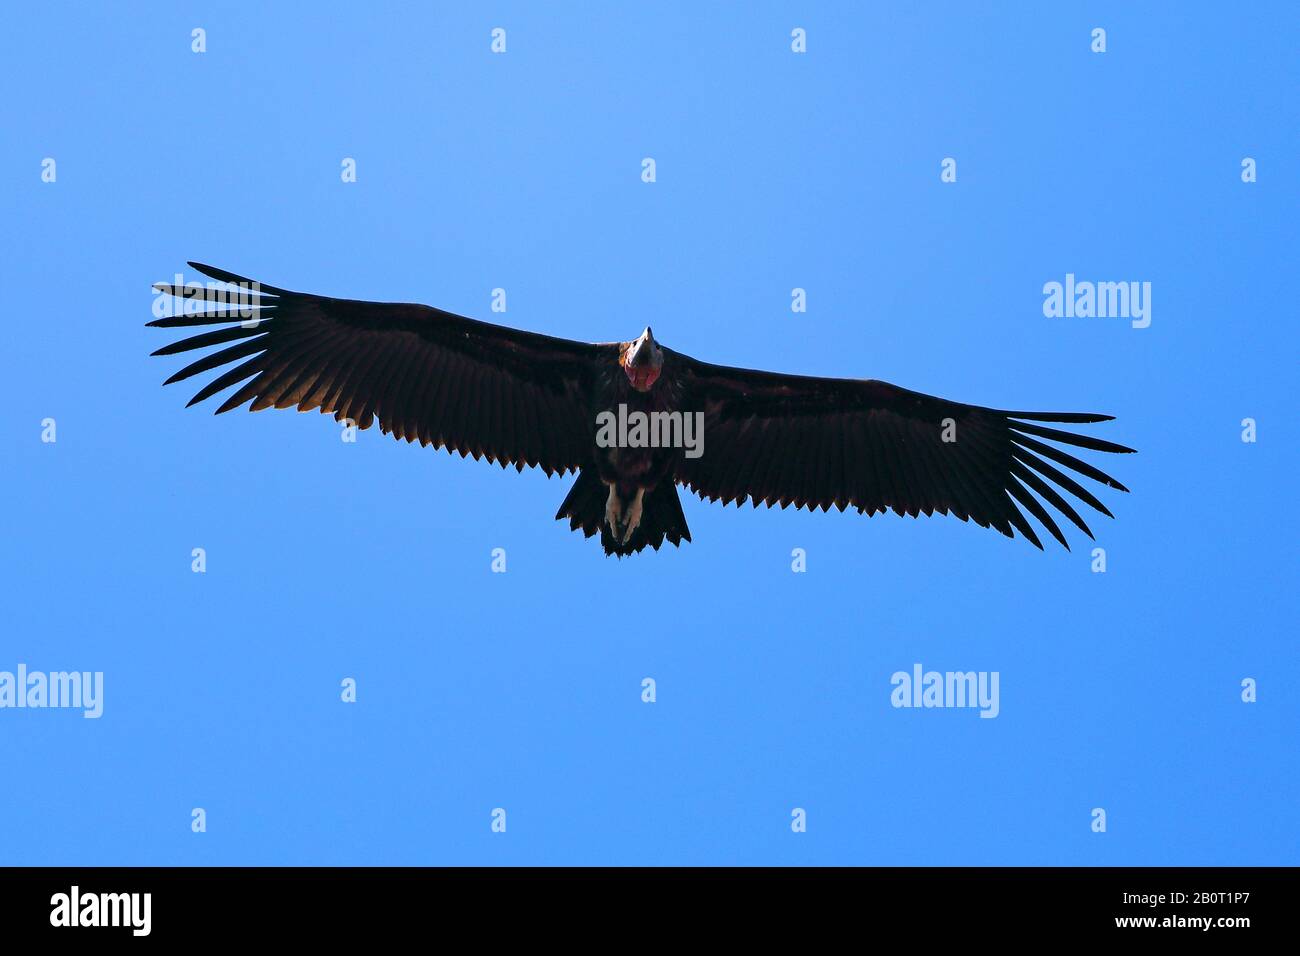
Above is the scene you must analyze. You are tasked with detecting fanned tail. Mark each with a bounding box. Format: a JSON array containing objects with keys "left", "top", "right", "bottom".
[{"left": 556, "top": 470, "right": 692, "bottom": 557}]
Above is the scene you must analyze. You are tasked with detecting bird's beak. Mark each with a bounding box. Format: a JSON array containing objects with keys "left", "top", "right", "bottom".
[
  {"left": 630, "top": 338, "right": 654, "bottom": 367},
  {"left": 625, "top": 328, "right": 661, "bottom": 390}
]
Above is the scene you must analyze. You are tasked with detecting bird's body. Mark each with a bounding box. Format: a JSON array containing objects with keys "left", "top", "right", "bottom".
[
  {"left": 150, "top": 263, "right": 1134, "bottom": 557},
  {"left": 585, "top": 338, "right": 687, "bottom": 550}
]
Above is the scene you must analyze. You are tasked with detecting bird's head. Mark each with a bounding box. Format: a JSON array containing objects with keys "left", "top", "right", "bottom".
[{"left": 621, "top": 327, "right": 663, "bottom": 391}]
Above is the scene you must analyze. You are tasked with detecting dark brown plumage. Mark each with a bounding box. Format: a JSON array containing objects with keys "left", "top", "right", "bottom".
[{"left": 150, "top": 263, "right": 1134, "bottom": 557}]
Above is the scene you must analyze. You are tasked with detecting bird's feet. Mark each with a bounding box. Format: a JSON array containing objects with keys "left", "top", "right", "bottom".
[{"left": 605, "top": 485, "right": 645, "bottom": 544}]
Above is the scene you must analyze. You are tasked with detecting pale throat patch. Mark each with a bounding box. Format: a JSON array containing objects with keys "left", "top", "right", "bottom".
[{"left": 605, "top": 485, "right": 645, "bottom": 544}]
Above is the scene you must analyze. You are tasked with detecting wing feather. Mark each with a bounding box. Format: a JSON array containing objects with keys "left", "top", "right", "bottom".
[
  {"left": 673, "top": 352, "right": 1133, "bottom": 550},
  {"left": 148, "top": 263, "right": 612, "bottom": 475}
]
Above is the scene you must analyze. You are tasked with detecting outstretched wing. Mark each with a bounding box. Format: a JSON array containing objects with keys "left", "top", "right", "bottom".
[
  {"left": 149, "top": 262, "right": 614, "bottom": 475},
  {"left": 672, "top": 353, "right": 1134, "bottom": 550}
]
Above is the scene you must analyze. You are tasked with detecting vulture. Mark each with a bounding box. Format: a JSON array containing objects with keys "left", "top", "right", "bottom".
[{"left": 149, "top": 263, "right": 1134, "bottom": 557}]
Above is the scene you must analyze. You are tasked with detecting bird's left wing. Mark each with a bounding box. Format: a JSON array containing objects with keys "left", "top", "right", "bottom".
[
  {"left": 671, "top": 351, "right": 1135, "bottom": 550},
  {"left": 149, "top": 263, "right": 614, "bottom": 475}
]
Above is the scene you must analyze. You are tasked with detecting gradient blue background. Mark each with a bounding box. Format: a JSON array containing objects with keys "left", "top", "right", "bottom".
[{"left": 3, "top": 2, "right": 1296, "bottom": 865}]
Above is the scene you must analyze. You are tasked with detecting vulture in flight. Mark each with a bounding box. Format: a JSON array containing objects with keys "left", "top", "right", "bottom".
[{"left": 149, "top": 263, "right": 1134, "bottom": 556}]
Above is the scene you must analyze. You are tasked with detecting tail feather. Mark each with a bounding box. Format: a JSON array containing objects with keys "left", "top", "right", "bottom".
[
  {"left": 555, "top": 468, "right": 605, "bottom": 538},
  {"left": 556, "top": 469, "right": 691, "bottom": 557}
]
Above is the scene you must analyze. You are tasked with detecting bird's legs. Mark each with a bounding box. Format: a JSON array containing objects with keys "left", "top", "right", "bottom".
[{"left": 605, "top": 484, "right": 645, "bottom": 544}]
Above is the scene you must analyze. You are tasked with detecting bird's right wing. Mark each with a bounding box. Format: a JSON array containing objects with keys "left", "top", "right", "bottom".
[
  {"left": 672, "top": 353, "right": 1135, "bottom": 550},
  {"left": 149, "top": 262, "right": 616, "bottom": 475}
]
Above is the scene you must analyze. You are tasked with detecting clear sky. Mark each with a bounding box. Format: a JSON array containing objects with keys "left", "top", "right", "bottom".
[{"left": 3, "top": 2, "right": 1296, "bottom": 865}]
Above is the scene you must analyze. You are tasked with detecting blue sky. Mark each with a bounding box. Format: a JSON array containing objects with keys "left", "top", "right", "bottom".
[{"left": 3, "top": 2, "right": 1296, "bottom": 865}]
